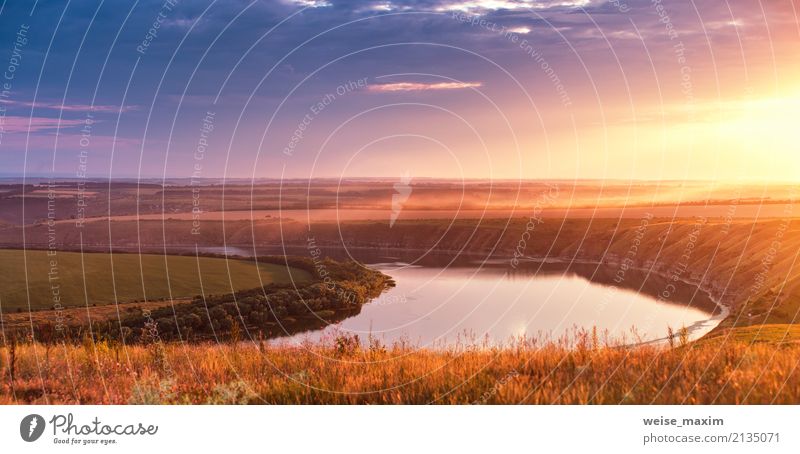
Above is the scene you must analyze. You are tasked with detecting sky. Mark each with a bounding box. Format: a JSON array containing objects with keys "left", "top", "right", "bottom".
[{"left": 0, "top": 0, "right": 798, "bottom": 181}]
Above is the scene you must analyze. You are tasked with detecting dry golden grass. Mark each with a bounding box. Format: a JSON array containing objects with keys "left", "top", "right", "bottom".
[{"left": 2, "top": 334, "right": 799, "bottom": 404}]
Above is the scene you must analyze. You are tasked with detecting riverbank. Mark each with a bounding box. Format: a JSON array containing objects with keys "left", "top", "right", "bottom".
[
  {"left": 1, "top": 254, "right": 394, "bottom": 343},
  {"left": 507, "top": 256, "right": 730, "bottom": 343}
]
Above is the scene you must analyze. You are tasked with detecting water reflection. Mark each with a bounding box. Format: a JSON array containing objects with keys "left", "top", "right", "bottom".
[{"left": 273, "top": 262, "right": 723, "bottom": 348}]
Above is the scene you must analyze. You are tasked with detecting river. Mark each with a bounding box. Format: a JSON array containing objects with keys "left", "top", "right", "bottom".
[{"left": 271, "top": 260, "right": 725, "bottom": 348}]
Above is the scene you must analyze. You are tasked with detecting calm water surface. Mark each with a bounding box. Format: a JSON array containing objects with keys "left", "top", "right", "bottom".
[{"left": 274, "top": 263, "right": 724, "bottom": 347}]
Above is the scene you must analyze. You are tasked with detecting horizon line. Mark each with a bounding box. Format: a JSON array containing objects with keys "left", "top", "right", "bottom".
[{"left": 0, "top": 175, "right": 798, "bottom": 185}]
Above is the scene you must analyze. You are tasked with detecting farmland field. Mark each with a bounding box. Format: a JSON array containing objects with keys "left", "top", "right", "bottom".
[{"left": 0, "top": 249, "right": 312, "bottom": 311}]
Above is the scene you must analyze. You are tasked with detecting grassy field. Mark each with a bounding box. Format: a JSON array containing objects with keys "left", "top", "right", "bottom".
[
  {"left": 0, "top": 249, "right": 312, "bottom": 311},
  {"left": 699, "top": 324, "right": 800, "bottom": 345},
  {"left": 2, "top": 335, "right": 800, "bottom": 404}
]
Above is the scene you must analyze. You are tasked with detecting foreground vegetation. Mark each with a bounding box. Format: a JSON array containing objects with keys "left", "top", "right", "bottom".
[
  {"left": 0, "top": 249, "right": 311, "bottom": 310},
  {"left": 1, "top": 332, "right": 799, "bottom": 404}
]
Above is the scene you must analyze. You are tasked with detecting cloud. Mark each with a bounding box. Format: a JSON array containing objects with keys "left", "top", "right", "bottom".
[
  {"left": 0, "top": 100, "right": 138, "bottom": 113},
  {"left": 0, "top": 116, "right": 87, "bottom": 134},
  {"left": 368, "top": 81, "right": 483, "bottom": 92},
  {"left": 433, "top": 0, "right": 592, "bottom": 13},
  {"left": 278, "top": 0, "right": 594, "bottom": 14},
  {"left": 507, "top": 26, "right": 531, "bottom": 33},
  {"left": 283, "top": 0, "right": 332, "bottom": 7}
]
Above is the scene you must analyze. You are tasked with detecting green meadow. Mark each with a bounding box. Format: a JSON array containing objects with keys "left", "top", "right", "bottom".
[{"left": 0, "top": 249, "right": 311, "bottom": 311}]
